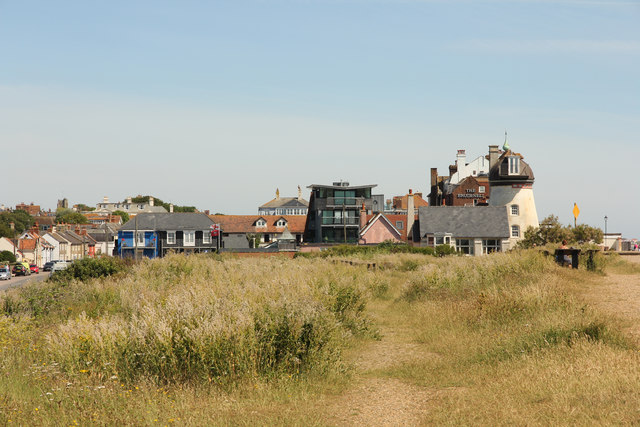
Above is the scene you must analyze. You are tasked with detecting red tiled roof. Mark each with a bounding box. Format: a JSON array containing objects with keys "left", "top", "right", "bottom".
[
  {"left": 392, "top": 194, "right": 429, "bottom": 210},
  {"left": 18, "top": 239, "right": 37, "bottom": 251},
  {"left": 209, "top": 215, "right": 306, "bottom": 234}
]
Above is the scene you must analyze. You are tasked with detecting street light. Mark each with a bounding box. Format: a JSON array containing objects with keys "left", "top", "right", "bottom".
[{"left": 604, "top": 215, "right": 608, "bottom": 250}]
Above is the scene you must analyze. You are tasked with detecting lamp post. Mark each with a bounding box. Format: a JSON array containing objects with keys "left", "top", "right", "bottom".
[{"left": 604, "top": 215, "right": 608, "bottom": 250}]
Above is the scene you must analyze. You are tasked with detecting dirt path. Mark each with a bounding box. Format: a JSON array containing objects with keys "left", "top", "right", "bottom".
[
  {"left": 325, "top": 323, "right": 435, "bottom": 426},
  {"left": 582, "top": 255, "right": 640, "bottom": 343}
]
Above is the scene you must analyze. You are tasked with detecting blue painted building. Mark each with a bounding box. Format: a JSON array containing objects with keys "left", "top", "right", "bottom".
[{"left": 116, "top": 213, "right": 218, "bottom": 259}]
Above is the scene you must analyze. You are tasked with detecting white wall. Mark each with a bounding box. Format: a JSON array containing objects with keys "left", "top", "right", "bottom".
[
  {"left": 450, "top": 155, "right": 490, "bottom": 185},
  {"left": 489, "top": 187, "right": 539, "bottom": 247}
]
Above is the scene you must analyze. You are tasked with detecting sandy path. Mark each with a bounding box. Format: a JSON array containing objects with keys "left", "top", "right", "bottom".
[
  {"left": 582, "top": 255, "right": 640, "bottom": 343},
  {"left": 325, "top": 325, "right": 435, "bottom": 426}
]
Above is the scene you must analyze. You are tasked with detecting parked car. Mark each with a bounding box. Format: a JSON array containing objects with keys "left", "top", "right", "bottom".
[
  {"left": 0, "top": 266, "right": 11, "bottom": 280},
  {"left": 29, "top": 264, "right": 40, "bottom": 274},
  {"left": 51, "top": 261, "right": 70, "bottom": 272},
  {"left": 12, "top": 263, "right": 31, "bottom": 276},
  {"left": 43, "top": 261, "right": 55, "bottom": 271}
]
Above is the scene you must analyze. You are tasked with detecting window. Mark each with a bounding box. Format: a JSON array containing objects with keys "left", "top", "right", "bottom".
[
  {"left": 167, "top": 231, "right": 176, "bottom": 244},
  {"left": 456, "top": 239, "right": 474, "bottom": 255},
  {"left": 137, "top": 232, "right": 144, "bottom": 246},
  {"left": 256, "top": 219, "right": 266, "bottom": 227},
  {"left": 511, "top": 205, "right": 519, "bottom": 216},
  {"left": 478, "top": 186, "right": 486, "bottom": 193},
  {"left": 511, "top": 225, "right": 520, "bottom": 238},
  {"left": 395, "top": 221, "right": 404, "bottom": 230},
  {"left": 277, "top": 219, "right": 287, "bottom": 227},
  {"left": 184, "top": 231, "right": 195, "bottom": 246},
  {"left": 482, "top": 239, "right": 501, "bottom": 254},
  {"left": 508, "top": 156, "right": 520, "bottom": 175},
  {"left": 203, "top": 232, "right": 211, "bottom": 244}
]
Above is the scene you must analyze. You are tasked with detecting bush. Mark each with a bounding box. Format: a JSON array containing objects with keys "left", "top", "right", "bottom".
[
  {"left": 0, "top": 250, "right": 16, "bottom": 263},
  {"left": 295, "top": 242, "right": 437, "bottom": 259},
  {"left": 50, "top": 257, "right": 128, "bottom": 283}
]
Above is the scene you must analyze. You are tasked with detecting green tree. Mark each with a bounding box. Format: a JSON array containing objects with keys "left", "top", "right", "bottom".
[
  {"left": 0, "top": 210, "right": 35, "bottom": 238},
  {"left": 538, "top": 215, "right": 573, "bottom": 244},
  {"left": 518, "top": 214, "right": 602, "bottom": 248},
  {"left": 75, "top": 203, "right": 95, "bottom": 212},
  {"left": 55, "top": 209, "right": 88, "bottom": 224},
  {"left": 0, "top": 250, "right": 16, "bottom": 263},
  {"left": 572, "top": 224, "right": 603, "bottom": 244},
  {"left": 112, "top": 210, "right": 130, "bottom": 224},
  {"left": 129, "top": 195, "right": 197, "bottom": 213}
]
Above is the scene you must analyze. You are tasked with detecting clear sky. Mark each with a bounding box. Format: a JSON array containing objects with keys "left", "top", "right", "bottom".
[{"left": 1, "top": 0, "right": 639, "bottom": 237}]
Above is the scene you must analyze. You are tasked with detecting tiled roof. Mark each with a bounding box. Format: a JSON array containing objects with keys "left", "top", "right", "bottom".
[
  {"left": 34, "top": 216, "right": 55, "bottom": 226},
  {"left": 209, "top": 215, "right": 306, "bottom": 234},
  {"left": 363, "top": 213, "right": 416, "bottom": 241},
  {"left": 392, "top": 194, "right": 429, "bottom": 210},
  {"left": 18, "top": 239, "right": 37, "bottom": 251}
]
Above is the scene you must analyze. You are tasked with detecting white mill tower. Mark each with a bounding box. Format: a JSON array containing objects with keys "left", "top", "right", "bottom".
[{"left": 487, "top": 135, "right": 539, "bottom": 247}]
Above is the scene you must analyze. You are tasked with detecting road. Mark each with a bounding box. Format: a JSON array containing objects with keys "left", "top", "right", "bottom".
[{"left": 0, "top": 271, "right": 51, "bottom": 292}]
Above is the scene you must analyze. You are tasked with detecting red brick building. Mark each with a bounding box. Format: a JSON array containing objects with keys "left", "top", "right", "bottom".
[
  {"left": 445, "top": 176, "right": 490, "bottom": 206},
  {"left": 15, "top": 203, "right": 41, "bottom": 216}
]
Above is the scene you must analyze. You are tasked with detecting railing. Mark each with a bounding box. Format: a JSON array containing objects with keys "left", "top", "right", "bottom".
[
  {"left": 321, "top": 217, "right": 360, "bottom": 225},
  {"left": 326, "top": 197, "right": 368, "bottom": 207}
]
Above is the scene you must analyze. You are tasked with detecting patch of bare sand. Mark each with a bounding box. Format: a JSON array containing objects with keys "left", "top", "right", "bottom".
[
  {"left": 582, "top": 256, "right": 640, "bottom": 343},
  {"left": 327, "top": 377, "right": 433, "bottom": 427},
  {"left": 324, "top": 324, "right": 439, "bottom": 426}
]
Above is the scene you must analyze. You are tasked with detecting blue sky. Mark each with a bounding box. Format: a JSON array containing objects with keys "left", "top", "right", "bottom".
[{"left": 1, "top": 0, "right": 639, "bottom": 236}]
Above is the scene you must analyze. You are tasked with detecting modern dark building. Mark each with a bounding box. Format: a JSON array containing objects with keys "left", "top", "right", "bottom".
[{"left": 303, "top": 181, "right": 377, "bottom": 243}]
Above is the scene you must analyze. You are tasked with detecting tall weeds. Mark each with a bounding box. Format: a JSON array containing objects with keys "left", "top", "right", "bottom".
[{"left": 43, "top": 255, "right": 374, "bottom": 384}]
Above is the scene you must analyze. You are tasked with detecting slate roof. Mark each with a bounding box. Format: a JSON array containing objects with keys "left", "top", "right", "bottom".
[
  {"left": 418, "top": 206, "right": 509, "bottom": 238},
  {"left": 260, "top": 197, "right": 309, "bottom": 209},
  {"left": 209, "top": 215, "right": 306, "bottom": 234},
  {"left": 489, "top": 150, "right": 535, "bottom": 182},
  {"left": 46, "top": 232, "right": 70, "bottom": 244},
  {"left": 120, "top": 213, "right": 215, "bottom": 231},
  {"left": 58, "top": 231, "right": 84, "bottom": 245}
]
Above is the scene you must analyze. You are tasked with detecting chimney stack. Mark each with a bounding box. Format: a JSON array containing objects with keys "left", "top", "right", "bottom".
[
  {"left": 169, "top": 204, "right": 174, "bottom": 213},
  {"left": 489, "top": 145, "right": 500, "bottom": 170},
  {"left": 430, "top": 168, "right": 439, "bottom": 206},
  {"left": 127, "top": 197, "right": 132, "bottom": 204},
  {"left": 149, "top": 197, "right": 154, "bottom": 207},
  {"left": 406, "top": 190, "right": 415, "bottom": 242},
  {"left": 456, "top": 149, "right": 466, "bottom": 170},
  {"left": 359, "top": 203, "right": 367, "bottom": 231},
  {"left": 298, "top": 185, "right": 302, "bottom": 200}
]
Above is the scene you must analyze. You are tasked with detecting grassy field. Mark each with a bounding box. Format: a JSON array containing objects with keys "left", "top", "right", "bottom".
[{"left": 1, "top": 251, "right": 639, "bottom": 425}]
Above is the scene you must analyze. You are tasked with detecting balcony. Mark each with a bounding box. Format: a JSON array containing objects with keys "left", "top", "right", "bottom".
[
  {"left": 321, "top": 217, "right": 360, "bottom": 226},
  {"left": 326, "top": 196, "right": 367, "bottom": 207}
]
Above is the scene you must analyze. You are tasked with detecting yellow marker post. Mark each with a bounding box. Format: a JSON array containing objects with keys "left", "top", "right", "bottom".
[{"left": 573, "top": 203, "right": 580, "bottom": 228}]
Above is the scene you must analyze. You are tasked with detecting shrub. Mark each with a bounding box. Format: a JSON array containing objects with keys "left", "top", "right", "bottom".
[
  {"left": 0, "top": 250, "right": 16, "bottom": 263},
  {"left": 50, "top": 257, "right": 128, "bottom": 283}
]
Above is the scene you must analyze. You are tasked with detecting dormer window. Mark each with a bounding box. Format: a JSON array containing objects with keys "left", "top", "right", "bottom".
[
  {"left": 256, "top": 219, "right": 267, "bottom": 228},
  {"left": 508, "top": 156, "right": 520, "bottom": 175},
  {"left": 276, "top": 219, "right": 287, "bottom": 227}
]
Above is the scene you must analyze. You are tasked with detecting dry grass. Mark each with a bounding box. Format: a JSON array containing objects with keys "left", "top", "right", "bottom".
[{"left": 2, "top": 251, "right": 640, "bottom": 425}]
